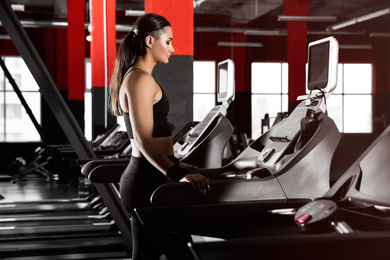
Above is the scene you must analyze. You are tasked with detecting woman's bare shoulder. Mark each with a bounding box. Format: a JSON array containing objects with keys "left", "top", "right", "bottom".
[{"left": 122, "top": 70, "right": 156, "bottom": 94}]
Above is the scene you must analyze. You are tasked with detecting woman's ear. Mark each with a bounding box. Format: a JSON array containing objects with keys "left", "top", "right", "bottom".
[{"left": 145, "top": 35, "right": 154, "bottom": 48}]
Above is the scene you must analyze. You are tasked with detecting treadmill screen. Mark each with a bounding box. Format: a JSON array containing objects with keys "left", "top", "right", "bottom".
[
  {"left": 308, "top": 41, "right": 330, "bottom": 91},
  {"left": 218, "top": 62, "right": 228, "bottom": 96},
  {"left": 217, "top": 59, "right": 235, "bottom": 103}
]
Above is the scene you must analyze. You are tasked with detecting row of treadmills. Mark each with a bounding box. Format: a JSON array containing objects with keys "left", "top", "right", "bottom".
[
  {"left": 2, "top": 36, "right": 390, "bottom": 259},
  {"left": 0, "top": 121, "right": 138, "bottom": 257}
]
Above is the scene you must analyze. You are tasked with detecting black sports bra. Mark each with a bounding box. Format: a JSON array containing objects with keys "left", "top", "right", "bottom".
[{"left": 122, "top": 69, "right": 171, "bottom": 139}]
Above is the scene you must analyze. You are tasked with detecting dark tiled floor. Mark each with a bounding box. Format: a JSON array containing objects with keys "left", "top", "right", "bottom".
[{"left": 0, "top": 174, "right": 80, "bottom": 203}]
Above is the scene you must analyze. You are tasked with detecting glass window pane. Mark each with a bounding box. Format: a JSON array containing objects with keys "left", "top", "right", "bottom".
[
  {"left": 344, "top": 95, "right": 372, "bottom": 133},
  {"left": 0, "top": 66, "right": 4, "bottom": 91},
  {"left": 0, "top": 92, "right": 4, "bottom": 141},
  {"left": 281, "top": 94, "right": 288, "bottom": 113},
  {"left": 252, "top": 63, "right": 282, "bottom": 93},
  {"left": 251, "top": 94, "right": 284, "bottom": 139},
  {"left": 344, "top": 64, "right": 372, "bottom": 94},
  {"left": 326, "top": 94, "right": 343, "bottom": 132},
  {"left": 194, "top": 61, "right": 215, "bottom": 93},
  {"left": 334, "top": 64, "right": 343, "bottom": 94},
  {"left": 84, "top": 92, "right": 92, "bottom": 141},
  {"left": 282, "top": 63, "right": 288, "bottom": 94},
  {"left": 85, "top": 59, "right": 92, "bottom": 91},
  {"left": 193, "top": 94, "right": 215, "bottom": 122},
  {"left": 5, "top": 92, "right": 41, "bottom": 141},
  {"left": 4, "top": 57, "right": 39, "bottom": 91}
]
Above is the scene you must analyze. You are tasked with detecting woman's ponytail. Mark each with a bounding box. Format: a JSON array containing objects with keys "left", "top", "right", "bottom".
[
  {"left": 109, "top": 13, "right": 171, "bottom": 116},
  {"left": 109, "top": 30, "right": 138, "bottom": 116}
]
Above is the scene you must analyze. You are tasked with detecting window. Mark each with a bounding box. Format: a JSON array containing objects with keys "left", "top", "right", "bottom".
[
  {"left": 251, "top": 62, "right": 289, "bottom": 139},
  {"left": 0, "top": 56, "right": 41, "bottom": 142},
  {"left": 327, "top": 63, "right": 373, "bottom": 133},
  {"left": 84, "top": 59, "right": 125, "bottom": 141},
  {"left": 85, "top": 59, "right": 92, "bottom": 141},
  {"left": 251, "top": 62, "right": 373, "bottom": 139},
  {"left": 193, "top": 61, "right": 216, "bottom": 121}
]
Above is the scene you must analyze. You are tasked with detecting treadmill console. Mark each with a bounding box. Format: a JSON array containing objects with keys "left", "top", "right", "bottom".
[
  {"left": 174, "top": 59, "right": 235, "bottom": 159},
  {"left": 257, "top": 36, "right": 339, "bottom": 167},
  {"left": 307, "top": 36, "right": 339, "bottom": 93},
  {"left": 256, "top": 101, "right": 321, "bottom": 166}
]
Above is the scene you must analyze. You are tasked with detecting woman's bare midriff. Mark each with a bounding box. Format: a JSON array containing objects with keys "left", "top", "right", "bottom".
[{"left": 130, "top": 136, "right": 174, "bottom": 157}]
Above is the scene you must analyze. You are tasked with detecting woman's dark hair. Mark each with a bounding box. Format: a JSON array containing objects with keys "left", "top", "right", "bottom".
[{"left": 110, "top": 13, "right": 171, "bottom": 116}]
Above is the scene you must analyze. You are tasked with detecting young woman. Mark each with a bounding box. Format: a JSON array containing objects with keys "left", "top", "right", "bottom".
[{"left": 110, "top": 13, "right": 209, "bottom": 259}]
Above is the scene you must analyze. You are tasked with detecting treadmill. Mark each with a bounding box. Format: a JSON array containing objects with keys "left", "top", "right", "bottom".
[
  {"left": 187, "top": 109, "right": 390, "bottom": 260},
  {"left": 81, "top": 59, "right": 237, "bottom": 175},
  {"left": 84, "top": 37, "right": 341, "bottom": 256},
  {"left": 174, "top": 59, "right": 236, "bottom": 168},
  {"left": 134, "top": 37, "right": 342, "bottom": 236},
  {"left": 0, "top": 2, "right": 130, "bottom": 257}
]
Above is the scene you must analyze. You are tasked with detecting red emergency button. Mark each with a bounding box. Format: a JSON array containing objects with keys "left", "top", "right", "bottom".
[{"left": 295, "top": 213, "right": 312, "bottom": 224}]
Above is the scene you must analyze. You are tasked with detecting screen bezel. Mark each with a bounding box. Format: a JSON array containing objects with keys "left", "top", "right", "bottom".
[
  {"left": 307, "top": 36, "right": 339, "bottom": 93},
  {"left": 217, "top": 59, "right": 235, "bottom": 103}
]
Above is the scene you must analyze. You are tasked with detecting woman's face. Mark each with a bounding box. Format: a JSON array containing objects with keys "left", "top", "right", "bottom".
[{"left": 149, "top": 26, "right": 175, "bottom": 64}]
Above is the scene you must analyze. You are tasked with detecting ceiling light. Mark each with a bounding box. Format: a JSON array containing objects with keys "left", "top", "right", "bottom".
[
  {"left": 20, "top": 20, "right": 68, "bottom": 28},
  {"left": 355, "top": 8, "right": 390, "bottom": 23},
  {"left": 244, "top": 29, "right": 286, "bottom": 36},
  {"left": 195, "top": 27, "right": 247, "bottom": 33},
  {"left": 307, "top": 30, "right": 365, "bottom": 35},
  {"left": 0, "top": 35, "right": 11, "bottom": 40},
  {"left": 339, "top": 44, "right": 372, "bottom": 49},
  {"left": 327, "top": 19, "right": 356, "bottom": 31},
  {"left": 11, "top": 4, "right": 24, "bottom": 12},
  {"left": 278, "top": 16, "right": 337, "bottom": 22},
  {"left": 125, "top": 10, "right": 145, "bottom": 17},
  {"left": 327, "top": 7, "right": 390, "bottom": 31},
  {"left": 116, "top": 24, "right": 134, "bottom": 32},
  {"left": 217, "top": 42, "right": 263, "bottom": 47},
  {"left": 369, "top": 32, "right": 390, "bottom": 38},
  {"left": 194, "top": 27, "right": 286, "bottom": 36}
]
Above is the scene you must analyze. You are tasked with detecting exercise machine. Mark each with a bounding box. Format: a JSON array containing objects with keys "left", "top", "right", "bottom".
[
  {"left": 0, "top": 1, "right": 131, "bottom": 258},
  {"left": 187, "top": 118, "right": 390, "bottom": 260},
  {"left": 146, "top": 36, "right": 341, "bottom": 208},
  {"left": 82, "top": 36, "right": 342, "bottom": 258},
  {"left": 79, "top": 59, "right": 237, "bottom": 172},
  {"left": 174, "top": 59, "right": 236, "bottom": 168}
]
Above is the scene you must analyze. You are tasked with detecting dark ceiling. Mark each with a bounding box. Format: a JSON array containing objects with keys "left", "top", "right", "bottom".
[{"left": 3, "top": 0, "right": 390, "bottom": 37}]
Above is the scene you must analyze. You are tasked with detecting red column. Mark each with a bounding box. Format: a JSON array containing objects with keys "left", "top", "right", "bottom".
[
  {"left": 90, "top": 0, "right": 116, "bottom": 137},
  {"left": 67, "top": 0, "right": 85, "bottom": 100},
  {"left": 56, "top": 28, "right": 67, "bottom": 92},
  {"left": 284, "top": 0, "right": 311, "bottom": 111},
  {"left": 145, "top": 0, "right": 193, "bottom": 56},
  {"left": 232, "top": 26, "right": 247, "bottom": 92},
  {"left": 66, "top": 0, "right": 86, "bottom": 130},
  {"left": 90, "top": 0, "right": 116, "bottom": 88}
]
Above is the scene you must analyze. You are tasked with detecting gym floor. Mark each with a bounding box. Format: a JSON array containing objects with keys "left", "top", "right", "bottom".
[{"left": 0, "top": 174, "right": 79, "bottom": 203}]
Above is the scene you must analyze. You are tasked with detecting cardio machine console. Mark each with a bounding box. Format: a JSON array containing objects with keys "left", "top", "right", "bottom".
[{"left": 256, "top": 100, "right": 321, "bottom": 166}]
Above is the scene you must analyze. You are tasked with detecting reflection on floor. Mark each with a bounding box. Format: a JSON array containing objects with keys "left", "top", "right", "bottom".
[{"left": 0, "top": 174, "right": 79, "bottom": 202}]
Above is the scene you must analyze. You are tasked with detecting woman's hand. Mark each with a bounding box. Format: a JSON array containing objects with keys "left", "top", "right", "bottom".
[{"left": 180, "top": 173, "right": 210, "bottom": 195}]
